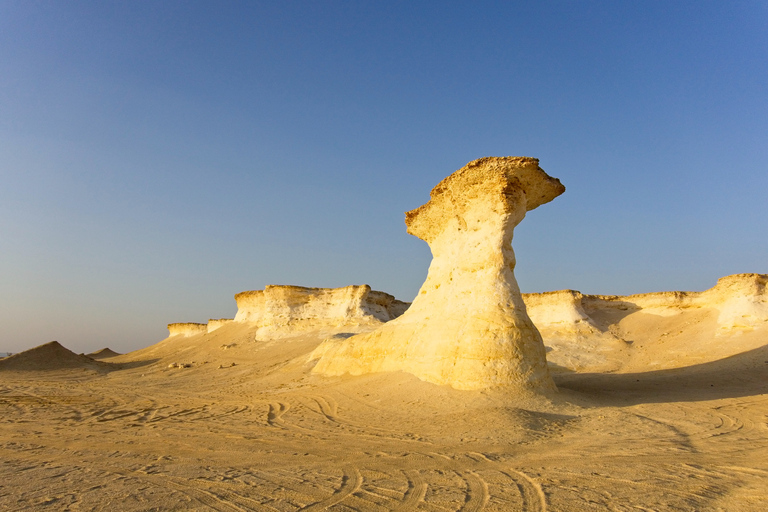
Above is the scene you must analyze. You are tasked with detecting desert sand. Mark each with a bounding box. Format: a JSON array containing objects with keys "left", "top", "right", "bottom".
[{"left": 1, "top": 158, "right": 766, "bottom": 511}]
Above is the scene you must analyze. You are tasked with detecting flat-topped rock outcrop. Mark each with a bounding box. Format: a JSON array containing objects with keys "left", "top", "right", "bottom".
[
  {"left": 574, "top": 273, "right": 768, "bottom": 333},
  {"left": 523, "top": 273, "right": 768, "bottom": 372},
  {"left": 167, "top": 323, "right": 208, "bottom": 337},
  {"left": 233, "top": 284, "right": 409, "bottom": 338},
  {"left": 163, "top": 285, "right": 409, "bottom": 344},
  {"left": 311, "top": 157, "right": 565, "bottom": 391},
  {"left": 523, "top": 290, "right": 627, "bottom": 372},
  {"left": 207, "top": 318, "right": 233, "bottom": 333}
]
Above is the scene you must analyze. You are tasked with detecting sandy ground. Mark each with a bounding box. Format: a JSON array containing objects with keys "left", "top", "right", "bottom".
[{"left": 1, "top": 321, "right": 767, "bottom": 511}]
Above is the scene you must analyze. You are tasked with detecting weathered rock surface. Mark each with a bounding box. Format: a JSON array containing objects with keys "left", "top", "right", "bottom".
[
  {"left": 167, "top": 323, "right": 208, "bottom": 337},
  {"left": 311, "top": 157, "right": 565, "bottom": 391},
  {"left": 207, "top": 318, "right": 233, "bottom": 333},
  {"left": 524, "top": 273, "right": 768, "bottom": 372},
  {"left": 233, "top": 284, "right": 409, "bottom": 339},
  {"left": 523, "top": 290, "right": 627, "bottom": 372}
]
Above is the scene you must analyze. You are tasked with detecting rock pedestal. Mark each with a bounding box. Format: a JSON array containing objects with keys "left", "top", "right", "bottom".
[{"left": 311, "top": 157, "right": 565, "bottom": 390}]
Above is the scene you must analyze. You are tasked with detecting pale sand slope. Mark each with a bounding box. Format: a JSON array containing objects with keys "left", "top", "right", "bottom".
[{"left": 1, "top": 279, "right": 767, "bottom": 510}]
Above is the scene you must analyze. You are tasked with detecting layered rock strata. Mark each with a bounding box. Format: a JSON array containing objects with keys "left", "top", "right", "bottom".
[
  {"left": 233, "top": 285, "right": 410, "bottom": 338},
  {"left": 311, "top": 157, "right": 565, "bottom": 391},
  {"left": 522, "top": 273, "right": 768, "bottom": 371},
  {"left": 567, "top": 273, "right": 768, "bottom": 333},
  {"left": 167, "top": 323, "right": 208, "bottom": 337},
  {"left": 523, "top": 290, "right": 627, "bottom": 372}
]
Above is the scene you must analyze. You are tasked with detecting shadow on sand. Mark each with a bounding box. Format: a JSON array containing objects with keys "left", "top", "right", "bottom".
[
  {"left": 554, "top": 344, "right": 768, "bottom": 405},
  {"left": 107, "top": 358, "right": 161, "bottom": 371}
]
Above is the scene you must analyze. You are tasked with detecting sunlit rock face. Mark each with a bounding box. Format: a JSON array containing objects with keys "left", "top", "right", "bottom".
[
  {"left": 708, "top": 274, "right": 768, "bottom": 333},
  {"left": 311, "top": 157, "right": 565, "bottom": 391},
  {"left": 233, "top": 284, "right": 410, "bottom": 338},
  {"left": 207, "top": 318, "right": 233, "bottom": 333},
  {"left": 522, "top": 273, "right": 768, "bottom": 373},
  {"left": 167, "top": 323, "right": 208, "bottom": 337}
]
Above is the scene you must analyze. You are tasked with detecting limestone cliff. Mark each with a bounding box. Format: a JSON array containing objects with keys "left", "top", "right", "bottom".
[
  {"left": 523, "top": 290, "right": 627, "bottom": 372},
  {"left": 311, "top": 157, "right": 565, "bottom": 391},
  {"left": 207, "top": 318, "right": 233, "bottom": 333},
  {"left": 233, "top": 284, "right": 409, "bottom": 338},
  {"left": 523, "top": 273, "right": 768, "bottom": 372},
  {"left": 167, "top": 323, "right": 208, "bottom": 337},
  {"left": 579, "top": 273, "right": 768, "bottom": 333}
]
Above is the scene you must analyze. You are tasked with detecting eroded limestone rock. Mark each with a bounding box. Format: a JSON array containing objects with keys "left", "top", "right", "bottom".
[
  {"left": 311, "top": 157, "right": 565, "bottom": 390},
  {"left": 526, "top": 273, "right": 768, "bottom": 372},
  {"left": 233, "top": 284, "right": 410, "bottom": 339},
  {"left": 167, "top": 323, "right": 208, "bottom": 337},
  {"left": 207, "top": 318, "right": 233, "bottom": 333}
]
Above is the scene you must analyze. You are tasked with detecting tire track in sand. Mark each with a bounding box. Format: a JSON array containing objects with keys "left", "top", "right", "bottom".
[
  {"left": 392, "top": 469, "right": 427, "bottom": 511},
  {"left": 460, "top": 470, "right": 490, "bottom": 512},
  {"left": 298, "top": 466, "right": 362, "bottom": 511},
  {"left": 107, "top": 468, "right": 250, "bottom": 512},
  {"left": 266, "top": 402, "right": 290, "bottom": 428},
  {"left": 301, "top": 394, "right": 434, "bottom": 444},
  {"left": 503, "top": 469, "right": 547, "bottom": 512}
]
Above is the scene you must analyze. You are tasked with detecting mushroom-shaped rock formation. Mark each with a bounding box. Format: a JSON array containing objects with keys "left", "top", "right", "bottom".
[{"left": 311, "top": 157, "right": 565, "bottom": 390}]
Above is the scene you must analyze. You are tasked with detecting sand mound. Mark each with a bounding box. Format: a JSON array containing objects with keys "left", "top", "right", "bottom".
[
  {"left": 0, "top": 341, "right": 110, "bottom": 372},
  {"left": 86, "top": 348, "right": 121, "bottom": 359}
]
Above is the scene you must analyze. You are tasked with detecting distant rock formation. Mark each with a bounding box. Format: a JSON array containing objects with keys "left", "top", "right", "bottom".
[
  {"left": 523, "top": 273, "right": 768, "bottom": 372},
  {"left": 234, "top": 284, "right": 409, "bottom": 339},
  {"left": 571, "top": 273, "right": 768, "bottom": 334},
  {"left": 523, "top": 290, "right": 628, "bottom": 372},
  {"left": 167, "top": 323, "right": 208, "bottom": 337},
  {"left": 0, "top": 341, "right": 110, "bottom": 371},
  {"left": 311, "top": 157, "right": 565, "bottom": 391},
  {"left": 710, "top": 274, "right": 768, "bottom": 332},
  {"left": 207, "top": 318, "right": 233, "bottom": 333}
]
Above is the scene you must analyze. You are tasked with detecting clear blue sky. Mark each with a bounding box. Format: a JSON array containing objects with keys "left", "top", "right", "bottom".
[{"left": 2, "top": 1, "right": 766, "bottom": 354}]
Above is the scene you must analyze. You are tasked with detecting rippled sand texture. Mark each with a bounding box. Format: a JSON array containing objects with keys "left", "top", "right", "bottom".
[{"left": 1, "top": 318, "right": 767, "bottom": 511}]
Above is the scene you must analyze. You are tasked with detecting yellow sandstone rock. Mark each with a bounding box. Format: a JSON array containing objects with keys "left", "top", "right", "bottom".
[
  {"left": 311, "top": 157, "right": 565, "bottom": 391},
  {"left": 207, "top": 318, "right": 233, "bottom": 333},
  {"left": 167, "top": 323, "right": 208, "bottom": 337},
  {"left": 233, "top": 284, "right": 409, "bottom": 339}
]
